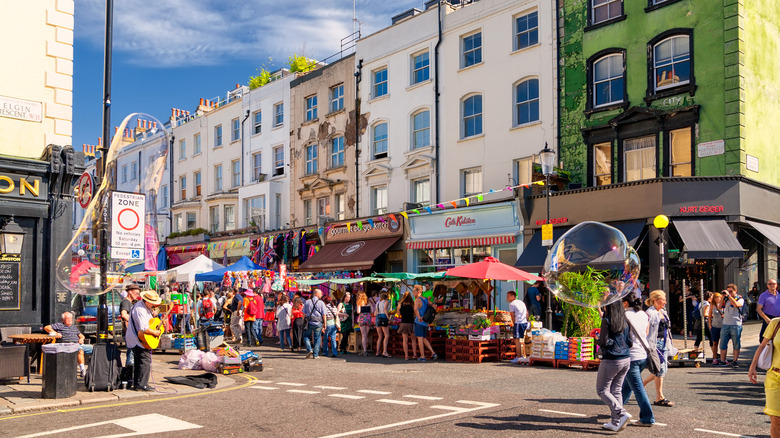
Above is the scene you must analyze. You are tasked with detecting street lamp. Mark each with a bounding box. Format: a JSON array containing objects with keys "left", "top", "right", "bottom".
[
  {"left": 540, "top": 143, "right": 556, "bottom": 330},
  {"left": 0, "top": 216, "right": 26, "bottom": 255},
  {"left": 654, "top": 214, "right": 669, "bottom": 304}
]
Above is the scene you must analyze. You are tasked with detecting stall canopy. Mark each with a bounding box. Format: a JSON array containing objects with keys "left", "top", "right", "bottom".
[
  {"left": 746, "top": 220, "right": 780, "bottom": 248},
  {"left": 673, "top": 219, "right": 745, "bottom": 259},
  {"left": 447, "top": 256, "right": 543, "bottom": 282},
  {"left": 167, "top": 254, "right": 224, "bottom": 284},
  {"left": 194, "top": 256, "right": 264, "bottom": 282},
  {"left": 298, "top": 237, "right": 400, "bottom": 272},
  {"left": 514, "top": 221, "right": 645, "bottom": 273},
  {"left": 70, "top": 260, "right": 97, "bottom": 283}
]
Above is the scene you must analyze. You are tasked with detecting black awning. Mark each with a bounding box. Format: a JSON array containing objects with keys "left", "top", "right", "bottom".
[
  {"left": 514, "top": 221, "right": 646, "bottom": 272},
  {"left": 747, "top": 220, "right": 780, "bottom": 248},
  {"left": 298, "top": 237, "right": 399, "bottom": 272},
  {"left": 673, "top": 219, "right": 745, "bottom": 259}
]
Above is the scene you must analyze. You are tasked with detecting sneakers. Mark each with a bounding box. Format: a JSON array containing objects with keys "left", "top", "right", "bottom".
[
  {"left": 431, "top": 354, "right": 438, "bottom": 361},
  {"left": 510, "top": 357, "right": 521, "bottom": 364},
  {"left": 616, "top": 413, "right": 631, "bottom": 431},
  {"left": 730, "top": 360, "right": 740, "bottom": 368},
  {"left": 305, "top": 352, "right": 313, "bottom": 359},
  {"left": 634, "top": 421, "right": 653, "bottom": 427},
  {"left": 602, "top": 422, "right": 620, "bottom": 432},
  {"left": 712, "top": 358, "right": 720, "bottom": 366}
]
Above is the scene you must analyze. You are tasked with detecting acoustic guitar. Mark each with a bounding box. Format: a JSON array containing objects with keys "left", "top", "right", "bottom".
[{"left": 139, "top": 317, "right": 165, "bottom": 350}]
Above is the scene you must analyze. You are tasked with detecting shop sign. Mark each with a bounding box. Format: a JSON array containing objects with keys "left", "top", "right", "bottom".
[
  {"left": 0, "top": 95, "right": 42, "bottom": 123},
  {"left": 444, "top": 216, "right": 476, "bottom": 228},
  {"left": 326, "top": 217, "right": 403, "bottom": 243},
  {"left": 697, "top": 140, "right": 725, "bottom": 158},
  {"left": 0, "top": 253, "right": 21, "bottom": 311},
  {"left": 410, "top": 202, "right": 520, "bottom": 242},
  {"left": 678, "top": 205, "right": 724, "bottom": 214},
  {"left": 110, "top": 192, "right": 146, "bottom": 260},
  {"left": 0, "top": 173, "right": 43, "bottom": 199},
  {"left": 536, "top": 217, "right": 568, "bottom": 226}
]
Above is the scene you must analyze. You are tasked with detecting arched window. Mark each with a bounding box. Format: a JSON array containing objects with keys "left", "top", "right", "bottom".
[
  {"left": 411, "top": 110, "right": 430, "bottom": 149},
  {"left": 515, "top": 79, "right": 539, "bottom": 126},
  {"left": 462, "top": 95, "right": 483, "bottom": 138},
  {"left": 593, "top": 54, "right": 624, "bottom": 107},
  {"left": 653, "top": 35, "right": 690, "bottom": 91},
  {"left": 373, "top": 123, "right": 388, "bottom": 159}
]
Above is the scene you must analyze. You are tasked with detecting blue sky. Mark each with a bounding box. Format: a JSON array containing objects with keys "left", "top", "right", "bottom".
[{"left": 73, "top": 0, "right": 423, "bottom": 151}]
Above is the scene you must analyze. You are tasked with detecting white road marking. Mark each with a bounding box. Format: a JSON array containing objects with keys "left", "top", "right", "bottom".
[
  {"left": 376, "top": 399, "right": 418, "bottom": 406},
  {"left": 403, "top": 395, "right": 443, "bottom": 401},
  {"left": 315, "top": 385, "right": 347, "bottom": 390},
  {"left": 16, "top": 413, "right": 201, "bottom": 438},
  {"left": 430, "top": 405, "right": 469, "bottom": 412},
  {"left": 252, "top": 380, "right": 274, "bottom": 384},
  {"left": 456, "top": 400, "right": 501, "bottom": 408},
  {"left": 328, "top": 394, "right": 365, "bottom": 400},
  {"left": 250, "top": 386, "right": 279, "bottom": 391},
  {"left": 630, "top": 419, "right": 667, "bottom": 427},
  {"left": 538, "top": 409, "right": 587, "bottom": 418},
  {"left": 693, "top": 429, "right": 756, "bottom": 437},
  {"left": 357, "top": 389, "right": 392, "bottom": 395},
  {"left": 321, "top": 401, "right": 501, "bottom": 437},
  {"left": 276, "top": 382, "right": 307, "bottom": 387},
  {"left": 286, "top": 389, "right": 321, "bottom": 394}
]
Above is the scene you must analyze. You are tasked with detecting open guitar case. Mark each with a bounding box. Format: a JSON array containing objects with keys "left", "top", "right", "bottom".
[{"left": 85, "top": 343, "right": 122, "bottom": 391}]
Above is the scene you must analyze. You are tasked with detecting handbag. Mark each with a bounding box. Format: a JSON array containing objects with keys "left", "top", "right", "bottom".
[
  {"left": 625, "top": 317, "right": 662, "bottom": 375},
  {"left": 758, "top": 321, "right": 780, "bottom": 370}
]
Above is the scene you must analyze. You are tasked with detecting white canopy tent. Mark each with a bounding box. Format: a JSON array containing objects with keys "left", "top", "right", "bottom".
[{"left": 166, "top": 254, "right": 224, "bottom": 286}]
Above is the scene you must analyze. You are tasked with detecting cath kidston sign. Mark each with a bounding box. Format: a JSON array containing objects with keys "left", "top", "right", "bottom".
[{"left": 110, "top": 192, "right": 146, "bottom": 260}]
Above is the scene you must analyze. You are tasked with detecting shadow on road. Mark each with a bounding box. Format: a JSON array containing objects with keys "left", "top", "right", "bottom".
[
  {"left": 689, "top": 379, "right": 765, "bottom": 407},
  {"left": 525, "top": 397, "right": 603, "bottom": 406},
  {"left": 454, "top": 412, "right": 608, "bottom": 435}
]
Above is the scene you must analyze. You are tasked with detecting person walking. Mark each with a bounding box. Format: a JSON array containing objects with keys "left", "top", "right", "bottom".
[
  {"left": 303, "top": 289, "right": 327, "bottom": 359},
  {"left": 253, "top": 289, "right": 266, "bottom": 346},
  {"left": 276, "top": 294, "right": 293, "bottom": 352},
  {"left": 596, "top": 300, "right": 633, "bottom": 432},
  {"left": 374, "top": 292, "right": 391, "bottom": 358},
  {"left": 621, "top": 295, "right": 655, "bottom": 427},
  {"left": 243, "top": 289, "right": 261, "bottom": 347},
  {"left": 643, "top": 290, "right": 676, "bottom": 407},
  {"left": 709, "top": 292, "right": 725, "bottom": 364},
  {"left": 356, "top": 292, "right": 373, "bottom": 356},
  {"left": 323, "top": 295, "right": 340, "bottom": 357},
  {"left": 748, "top": 316, "right": 780, "bottom": 438},
  {"left": 413, "top": 285, "right": 438, "bottom": 362},
  {"left": 719, "top": 284, "right": 745, "bottom": 367},
  {"left": 338, "top": 291, "right": 354, "bottom": 354},
  {"left": 229, "top": 289, "right": 244, "bottom": 344},
  {"left": 507, "top": 290, "right": 529, "bottom": 364},
  {"left": 397, "top": 291, "right": 418, "bottom": 360},
  {"left": 758, "top": 280, "right": 780, "bottom": 341},
  {"left": 291, "top": 296, "right": 305, "bottom": 352}
]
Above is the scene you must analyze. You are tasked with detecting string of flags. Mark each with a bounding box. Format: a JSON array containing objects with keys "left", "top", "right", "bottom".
[{"left": 316, "top": 181, "right": 545, "bottom": 236}]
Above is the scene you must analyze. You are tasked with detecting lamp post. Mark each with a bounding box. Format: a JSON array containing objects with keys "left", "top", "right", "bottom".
[
  {"left": 0, "top": 216, "right": 26, "bottom": 255},
  {"left": 654, "top": 214, "right": 670, "bottom": 311},
  {"left": 539, "top": 143, "right": 556, "bottom": 330}
]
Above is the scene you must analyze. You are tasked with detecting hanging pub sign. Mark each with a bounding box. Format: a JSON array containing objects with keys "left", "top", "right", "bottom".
[{"left": 0, "top": 253, "right": 21, "bottom": 311}]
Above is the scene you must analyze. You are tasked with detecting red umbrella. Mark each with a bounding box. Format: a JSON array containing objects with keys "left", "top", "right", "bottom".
[
  {"left": 70, "top": 260, "right": 97, "bottom": 283},
  {"left": 445, "top": 256, "right": 543, "bottom": 282}
]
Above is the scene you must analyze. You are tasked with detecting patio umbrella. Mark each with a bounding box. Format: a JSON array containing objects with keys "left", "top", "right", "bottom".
[
  {"left": 445, "top": 256, "right": 543, "bottom": 282},
  {"left": 70, "top": 260, "right": 97, "bottom": 283}
]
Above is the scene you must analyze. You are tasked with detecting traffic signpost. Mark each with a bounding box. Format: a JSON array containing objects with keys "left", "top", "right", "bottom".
[{"left": 110, "top": 192, "right": 145, "bottom": 260}]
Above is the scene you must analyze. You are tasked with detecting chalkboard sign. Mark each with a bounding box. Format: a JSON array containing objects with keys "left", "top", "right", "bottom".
[{"left": 0, "top": 253, "right": 21, "bottom": 310}]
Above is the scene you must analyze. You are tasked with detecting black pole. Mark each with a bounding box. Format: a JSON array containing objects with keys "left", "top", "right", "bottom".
[
  {"left": 433, "top": 1, "right": 443, "bottom": 204},
  {"left": 545, "top": 173, "right": 552, "bottom": 330},
  {"left": 97, "top": 0, "right": 114, "bottom": 343},
  {"left": 354, "top": 59, "right": 363, "bottom": 218}
]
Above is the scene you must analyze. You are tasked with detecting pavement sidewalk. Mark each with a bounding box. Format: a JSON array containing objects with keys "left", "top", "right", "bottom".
[{"left": 0, "top": 351, "right": 237, "bottom": 416}]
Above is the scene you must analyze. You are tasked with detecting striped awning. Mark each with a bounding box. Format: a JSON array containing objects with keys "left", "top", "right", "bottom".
[{"left": 406, "top": 235, "right": 516, "bottom": 249}]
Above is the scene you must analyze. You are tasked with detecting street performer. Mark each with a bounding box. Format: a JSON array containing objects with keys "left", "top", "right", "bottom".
[{"left": 125, "top": 290, "right": 162, "bottom": 391}]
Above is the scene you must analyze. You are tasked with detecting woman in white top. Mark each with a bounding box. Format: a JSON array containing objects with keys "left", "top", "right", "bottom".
[
  {"left": 275, "top": 294, "right": 293, "bottom": 352},
  {"left": 374, "top": 292, "right": 392, "bottom": 358},
  {"left": 621, "top": 294, "right": 655, "bottom": 426}
]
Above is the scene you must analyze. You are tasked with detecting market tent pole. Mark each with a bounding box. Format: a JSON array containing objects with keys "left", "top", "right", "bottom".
[
  {"left": 683, "top": 279, "right": 688, "bottom": 350},
  {"left": 700, "top": 278, "right": 705, "bottom": 359}
]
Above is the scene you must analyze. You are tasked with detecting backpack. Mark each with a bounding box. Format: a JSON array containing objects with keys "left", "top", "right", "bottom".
[
  {"left": 246, "top": 296, "right": 262, "bottom": 319},
  {"left": 200, "top": 299, "right": 214, "bottom": 319},
  {"left": 214, "top": 297, "right": 224, "bottom": 320},
  {"left": 691, "top": 301, "right": 701, "bottom": 321},
  {"left": 739, "top": 295, "right": 749, "bottom": 320}
]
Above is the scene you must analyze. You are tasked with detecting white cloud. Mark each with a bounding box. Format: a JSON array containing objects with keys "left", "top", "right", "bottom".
[{"left": 75, "top": 0, "right": 424, "bottom": 68}]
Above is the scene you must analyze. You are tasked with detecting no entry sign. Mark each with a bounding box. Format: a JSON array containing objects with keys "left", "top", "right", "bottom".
[{"left": 110, "top": 191, "right": 146, "bottom": 260}]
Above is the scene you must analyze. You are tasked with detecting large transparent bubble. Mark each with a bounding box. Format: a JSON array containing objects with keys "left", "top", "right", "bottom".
[
  {"left": 543, "top": 221, "right": 640, "bottom": 308},
  {"left": 55, "top": 113, "right": 170, "bottom": 295}
]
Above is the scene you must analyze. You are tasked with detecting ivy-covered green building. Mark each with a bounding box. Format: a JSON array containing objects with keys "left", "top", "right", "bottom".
[{"left": 558, "top": 0, "right": 780, "bottom": 187}]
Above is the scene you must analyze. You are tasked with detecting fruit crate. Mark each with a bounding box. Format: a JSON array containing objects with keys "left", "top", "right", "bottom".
[{"left": 557, "top": 359, "right": 601, "bottom": 371}]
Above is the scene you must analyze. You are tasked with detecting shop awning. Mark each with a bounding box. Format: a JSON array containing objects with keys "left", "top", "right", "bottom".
[
  {"left": 673, "top": 219, "right": 744, "bottom": 259},
  {"left": 299, "top": 237, "right": 400, "bottom": 272},
  {"left": 747, "top": 220, "right": 780, "bottom": 248},
  {"left": 514, "top": 221, "right": 645, "bottom": 272},
  {"left": 406, "top": 235, "right": 515, "bottom": 250}
]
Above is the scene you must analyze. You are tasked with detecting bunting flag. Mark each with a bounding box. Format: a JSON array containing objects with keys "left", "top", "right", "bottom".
[
  {"left": 400, "top": 212, "right": 408, "bottom": 219},
  {"left": 346, "top": 222, "right": 351, "bottom": 231},
  {"left": 424, "top": 206, "right": 432, "bottom": 214},
  {"left": 412, "top": 209, "right": 420, "bottom": 215},
  {"left": 389, "top": 214, "right": 397, "bottom": 222},
  {"left": 436, "top": 204, "right": 444, "bottom": 209},
  {"left": 377, "top": 216, "right": 386, "bottom": 223},
  {"left": 367, "top": 218, "right": 375, "bottom": 227},
  {"left": 357, "top": 221, "right": 363, "bottom": 230},
  {"left": 450, "top": 201, "right": 457, "bottom": 208},
  {"left": 318, "top": 227, "right": 324, "bottom": 237},
  {"left": 477, "top": 195, "right": 483, "bottom": 202},
  {"left": 465, "top": 198, "right": 470, "bottom": 206}
]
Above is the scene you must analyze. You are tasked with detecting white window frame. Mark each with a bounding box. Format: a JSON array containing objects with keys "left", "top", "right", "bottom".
[
  {"left": 180, "top": 175, "right": 186, "bottom": 200},
  {"left": 305, "top": 95, "right": 318, "bottom": 121},
  {"left": 411, "top": 51, "right": 430, "bottom": 85},
  {"left": 593, "top": 142, "right": 612, "bottom": 186},
  {"left": 186, "top": 212, "right": 196, "bottom": 231},
  {"left": 593, "top": 54, "right": 624, "bottom": 107},
  {"left": 515, "top": 11, "right": 539, "bottom": 51},
  {"left": 131, "top": 161, "right": 138, "bottom": 180},
  {"left": 210, "top": 206, "right": 220, "bottom": 233},
  {"left": 513, "top": 157, "right": 533, "bottom": 186},
  {"left": 224, "top": 204, "right": 236, "bottom": 231},
  {"left": 373, "top": 68, "right": 388, "bottom": 98},
  {"left": 317, "top": 197, "right": 330, "bottom": 218},
  {"left": 273, "top": 102, "right": 284, "bottom": 127},
  {"left": 330, "top": 136, "right": 345, "bottom": 169},
  {"left": 334, "top": 193, "right": 346, "bottom": 220},
  {"left": 231, "top": 159, "right": 241, "bottom": 187},
  {"left": 623, "top": 135, "right": 656, "bottom": 182},
  {"left": 372, "top": 186, "right": 388, "bottom": 215},
  {"left": 231, "top": 118, "right": 240, "bottom": 142},
  {"left": 461, "top": 32, "right": 482, "bottom": 68},
  {"left": 462, "top": 94, "right": 483, "bottom": 139},
  {"left": 461, "top": 167, "right": 482, "bottom": 197},
  {"left": 273, "top": 146, "right": 285, "bottom": 176},
  {"left": 330, "top": 84, "right": 344, "bottom": 113},
  {"left": 305, "top": 144, "right": 318, "bottom": 175},
  {"left": 515, "top": 78, "right": 540, "bottom": 126},
  {"left": 215, "top": 164, "right": 223, "bottom": 191},
  {"left": 411, "top": 110, "right": 431, "bottom": 150},
  {"left": 121, "top": 165, "right": 128, "bottom": 183},
  {"left": 214, "top": 125, "right": 223, "bottom": 147},
  {"left": 193, "top": 133, "right": 201, "bottom": 155},
  {"left": 372, "top": 122, "right": 388, "bottom": 159},
  {"left": 252, "top": 152, "right": 263, "bottom": 182},
  {"left": 160, "top": 184, "right": 168, "bottom": 207},
  {"left": 411, "top": 177, "right": 431, "bottom": 206},
  {"left": 253, "top": 111, "right": 262, "bottom": 135},
  {"left": 653, "top": 35, "right": 691, "bottom": 92},
  {"left": 591, "top": 0, "right": 623, "bottom": 25},
  {"left": 179, "top": 139, "right": 186, "bottom": 160},
  {"left": 194, "top": 171, "right": 201, "bottom": 197},
  {"left": 304, "top": 199, "right": 312, "bottom": 225}
]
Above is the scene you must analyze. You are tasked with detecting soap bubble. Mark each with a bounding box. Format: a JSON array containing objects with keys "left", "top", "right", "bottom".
[{"left": 543, "top": 221, "right": 640, "bottom": 308}]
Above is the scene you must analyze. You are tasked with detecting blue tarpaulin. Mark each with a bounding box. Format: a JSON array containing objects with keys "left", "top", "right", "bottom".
[{"left": 194, "top": 256, "right": 264, "bottom": 282}]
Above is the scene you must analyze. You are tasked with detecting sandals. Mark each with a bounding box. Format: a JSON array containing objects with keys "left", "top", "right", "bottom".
[
  {"left": 654, "top": 399, "right": 674, "bottom": 407},
  {"left": 382, "top": 353, "right": 392, "bottom": 358}
]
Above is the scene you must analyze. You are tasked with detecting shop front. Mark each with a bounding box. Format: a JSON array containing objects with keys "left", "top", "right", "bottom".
[
  {"left": 406, "top": 201, "right": 523, "bottom": 310},
  {"left": 299, "top": 217, "right": 404, "bottom": 273},
  {"left": 516, "top": 177, "right": 780, "bottom": 320}
]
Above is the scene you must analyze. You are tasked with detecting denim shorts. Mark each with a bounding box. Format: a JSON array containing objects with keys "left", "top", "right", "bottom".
[
  {"left": 414, "top": 323, "right": 428, "bottom": 338},
  {"left": 719, "top": 324, "right": 743, "bottom": 351},
  {"left": 710, "top": 326, "right": 722, "bottom": 346}
]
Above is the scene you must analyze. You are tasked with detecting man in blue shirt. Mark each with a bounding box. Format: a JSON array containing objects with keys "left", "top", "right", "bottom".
[
  {"left": 526, "top": 281, "right": 543, "bottom": 319},
  {"left": 44, "top": 312, "right": 91, "bottom": 376},
  {"left": 302, "top": 289, "right": 327, "bottom": 359}
]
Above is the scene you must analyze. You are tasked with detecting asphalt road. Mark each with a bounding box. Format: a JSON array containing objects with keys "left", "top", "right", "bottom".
[{"left": 0, "top": 323, "right": 770, "bottom": 437}]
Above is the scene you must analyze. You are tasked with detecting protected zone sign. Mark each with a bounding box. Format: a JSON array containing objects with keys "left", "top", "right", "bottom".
[{"left": 110, "top": 192, "right": 145, "bottom": 260}]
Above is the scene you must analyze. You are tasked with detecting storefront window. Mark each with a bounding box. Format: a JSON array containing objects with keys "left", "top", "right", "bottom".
[{"left": 416, "top": 246, "right": 493, "bottom": 272}]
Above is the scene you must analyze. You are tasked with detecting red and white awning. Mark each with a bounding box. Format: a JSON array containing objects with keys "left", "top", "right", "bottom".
[{"left": 406, "top": 235, "right": 516, "bottom": 249}]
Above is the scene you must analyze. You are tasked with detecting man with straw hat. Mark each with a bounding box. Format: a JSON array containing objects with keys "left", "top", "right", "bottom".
[{"left": 125, "top": 290, "right": 162, "bottom": 391}]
